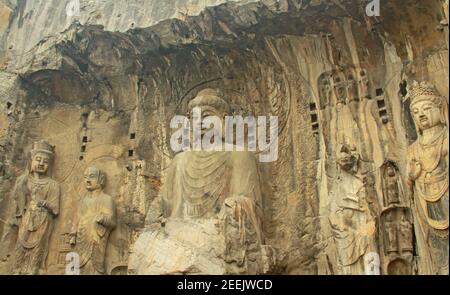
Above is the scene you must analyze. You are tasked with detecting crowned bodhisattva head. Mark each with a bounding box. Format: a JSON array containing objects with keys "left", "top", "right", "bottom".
[{"left": 409, "top": 81, "right": 448, "bottom": 133}]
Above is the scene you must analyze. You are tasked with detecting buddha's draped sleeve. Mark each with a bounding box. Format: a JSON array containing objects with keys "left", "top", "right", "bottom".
[
  {"left": 12, "top": 174, "right": 29, "bottom": 219},
  {"left": 102, "top": 195, "right": 116, "bottom": 229},
  {"left": 45, "top": 180, "right": 60, "bottom": 217},
  {"left": 229, "top": 151, "right": 263, "bottom": 214},
  {"left": 161, "top": 154, "right": 184, "bottom": 218}
]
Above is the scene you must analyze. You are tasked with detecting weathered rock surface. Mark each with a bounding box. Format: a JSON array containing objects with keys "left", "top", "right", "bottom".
[
  {"left": 0, "top": 0, "right": 448, "bottom": 275},
  {"left": 0, "top": 0, "right": 259, "bottom": 63}
]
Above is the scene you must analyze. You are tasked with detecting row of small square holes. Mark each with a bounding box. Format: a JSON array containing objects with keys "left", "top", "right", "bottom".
[{"left": 129, "top": 133, "right": 136, "bottom": 157}]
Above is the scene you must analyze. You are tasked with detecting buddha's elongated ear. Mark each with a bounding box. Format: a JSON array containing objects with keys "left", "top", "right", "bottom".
[{"left": 98, "top": 170, "right": 107, "bottom": 188}]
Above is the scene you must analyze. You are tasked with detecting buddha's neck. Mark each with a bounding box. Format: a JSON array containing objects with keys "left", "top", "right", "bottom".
[
  {"left": 421, "top": 124, "right": 445, "bottom": 144},
  {"left": 31, "top": 172, "right": 47, "bottom": 180},
  {"left": 88, "top": 189, "right": 102, "bottom": 197}
]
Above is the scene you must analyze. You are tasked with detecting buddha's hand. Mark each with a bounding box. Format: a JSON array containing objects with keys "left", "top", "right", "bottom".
[
  {"left": 408, "top": 159, "right": 422, "bottom": 181},
  {"left": 37, "top": 200, "right": 49, "bottom": 211}
]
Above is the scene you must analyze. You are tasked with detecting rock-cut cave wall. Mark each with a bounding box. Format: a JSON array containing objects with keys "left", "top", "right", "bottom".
[{"left": 0, "top": 0, "right": 448, "bottom": 275}]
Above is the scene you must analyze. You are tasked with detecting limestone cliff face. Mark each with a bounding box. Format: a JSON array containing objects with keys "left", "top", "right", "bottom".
[
  {"left": 0, "top": 0, "right": 258, "bottom": 63},
  {"left": 0, "top": 0, "right": 448, "bottom": 275}
]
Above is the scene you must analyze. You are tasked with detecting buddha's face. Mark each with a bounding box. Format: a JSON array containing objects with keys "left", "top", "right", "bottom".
[
  {"left": 84, "top": 168, "right": 103, "bottom": 191},
  {"left": 30, "top": 152, "right": 50, "bottom": 175},
  {"left": 190, "top": 105, "right": 224, "bottom": 137},
  {"left": 411, "top": 100, "right": 442, "bottom": 131}
]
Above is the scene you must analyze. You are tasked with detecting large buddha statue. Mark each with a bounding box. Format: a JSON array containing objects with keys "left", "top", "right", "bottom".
[
  {"left": 407, "top": 81, "right": 449, "bottom": 275},
  {"left": 10, "top": 140, "right": 61, "bottom": 275},
  {"left": 129, "top": 89, "right": 270, "bottom": 274},
  {"left": 161, "top": 88, "right": 263, "bottom": 223}
]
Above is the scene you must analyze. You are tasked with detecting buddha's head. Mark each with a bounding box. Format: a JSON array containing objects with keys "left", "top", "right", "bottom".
[
  {"left": 409, "top": 81, "right": 447, "bottom": 133},
  {"left": 30, "top": 140, "right": 55, "bottom": 175},
  {"left": 188, "top": 88, "right": 231, "bottom": 137},
  {"left": 84, "top": 166, "right": 106, "bottom": 192},
  {"left": 337, "top": 144, "right": 359, "bottom": 173}
]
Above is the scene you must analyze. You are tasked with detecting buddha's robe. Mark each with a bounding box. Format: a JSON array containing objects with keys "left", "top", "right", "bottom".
[
  {"left": 409, "top": 130, "right": 449, "bottom": 274},
  {"left": 161, "top": 150, "right": 263, "bottom": 221},
  {"left": 74, "top": 192, "right": 116, "bottom": 274},
  {"left": 12, "top": 174, "right": 60, "bottom": 274}
]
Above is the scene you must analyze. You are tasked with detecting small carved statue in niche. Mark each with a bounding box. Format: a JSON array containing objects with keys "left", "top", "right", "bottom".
[
  {"left": 331, "top": 70, "right": 347, "bottom": 105},
  {"left": 407, "top": 81, "right": 448, "bottom": 275},
  {"left": 345, "top": 67, "right": 359, "bottom": 103},
  {"left": 399, "top": 213, "right": 414, "bottom": 253},
  {"left": 386, "top": 166, "right": 400, "bottom": 205},
  {"left": 318, "top": 72, "right": 332, "bottom": 109},
  {"left": 70, "top": 166, "right": 116, "bottom": 275},
  {"left": 385, "top": 212, "right": 399, "bottom": 254},
  {"left": 380, "top": 207, "right": 414, "bottom": 274},
  {"left": 356, "top": 69, "right": 370, "bottom": 99},
  {"left": 381, "top": 161, "right": 402, "bottom": 207},
  {"left": 9, "top": 140, "right": 60, "bottom": 274}
]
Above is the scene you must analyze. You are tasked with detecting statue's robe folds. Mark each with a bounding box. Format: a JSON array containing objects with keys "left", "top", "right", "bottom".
[
  {"left": 75, "top": 192, "right": 116, "bottom": 275},
  {"left": 12, "top": 174, "right": 60, "bottom": 274},
  {"left": 161, "top": 150, "right": 263, "bottom": 223},
  {"left": 129, "top": 150, "right": 266, "bottom": 274},
  {"left": 329, "top": 209, "right": 368, "bottom": 275},
  {"left": 409, "top": 131, "right": 449, "bottom": 275}
]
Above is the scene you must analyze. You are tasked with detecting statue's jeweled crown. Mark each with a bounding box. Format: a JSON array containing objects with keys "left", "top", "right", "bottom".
[
  {"left": 409, "top": 81, "right": 444, "bottom": 106},
  {"left": 31, "top": 140, "right": 55, "bottom": 155}
]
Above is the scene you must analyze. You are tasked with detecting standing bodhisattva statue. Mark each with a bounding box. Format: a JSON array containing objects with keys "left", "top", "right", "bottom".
[
  {"left": 11, "top": 140, "right": 60, "bottom": 275},
  {"left": 408, "top": 81, "right": 449, "bottom": 275}
]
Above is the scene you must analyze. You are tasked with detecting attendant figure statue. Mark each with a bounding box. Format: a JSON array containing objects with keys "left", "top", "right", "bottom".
[
  {"left": 71, "top": 166, "right": 116, "bottom": 275},
  {"left": 11, "top": 140, "right": 60, "bottom": 274},
  {"left": 407, "top": 81, "right": 449, "bottom": 275}
]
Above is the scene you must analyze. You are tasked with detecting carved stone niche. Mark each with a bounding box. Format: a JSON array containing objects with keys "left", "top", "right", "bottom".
[
  {"left": 380, "top": 207, "right": 414, "bottom": 275},
  {"left": 318, "top": 66, "right": 371, "bottom": 109},
  {"left": 318, "top": 72, "right": 332, "bottom": 109},
  {"left": 345, "top": 67, "right": 359, "bottom": 103},
  {"left": 380, "top": 161, "right": 403, "bottom": 207},
  {"left": 356, "top": 68, "right": 371, "bottom": 100},
  {"left": 331, "top": 70, "right": 348, "bottom": 105}
]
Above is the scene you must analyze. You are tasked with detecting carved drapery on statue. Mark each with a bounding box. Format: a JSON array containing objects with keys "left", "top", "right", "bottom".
[
  {"left": 329, "top": 144, "right": 375, "bottom": 275},
  {"left": 379, "top": 161, "right": 414, "bottom": 275},
  {"left": 162, "top": 151, "right": 263, "bottom": 221},
  {"left": 407, "top": 81, "right": 449, "bottom": 275},
  {"left": 10, "top": 140, "right": 60, "bottom": 275},
  {"left": 72, "top": 166, "right": 116, "bottom": 275},
  {"left": 129, "top": 89, "right": 269, "bottom": 274}
]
